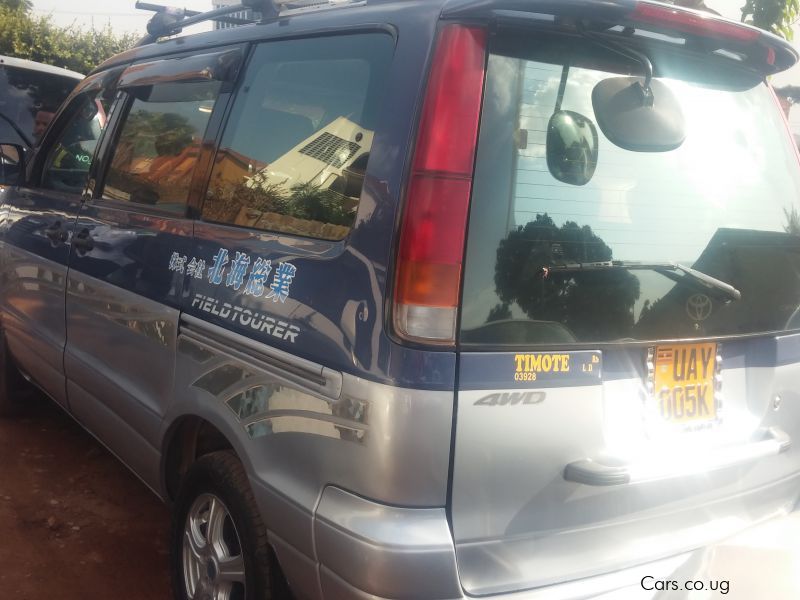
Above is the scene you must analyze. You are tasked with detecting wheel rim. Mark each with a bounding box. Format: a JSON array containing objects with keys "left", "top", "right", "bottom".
[{"left": 183, "top": 493, "right": 246, "bottom": 600}]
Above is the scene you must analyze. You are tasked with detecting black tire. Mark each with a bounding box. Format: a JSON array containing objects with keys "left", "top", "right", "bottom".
[
  {"left": 0, "top": 331, "right": 31, "bottom": 418},
  {"left": 171, "top": 450, "right": 291, "bottom": 600}
]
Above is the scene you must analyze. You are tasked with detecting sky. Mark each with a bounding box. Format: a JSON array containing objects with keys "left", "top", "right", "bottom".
[{"left": 32, "top": 0, "right": 216, "bottom": 36}]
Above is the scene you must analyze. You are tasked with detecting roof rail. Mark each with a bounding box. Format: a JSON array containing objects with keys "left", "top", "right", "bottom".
[
  {"left": 134, "top": 0, "right": 366, "bottom": 46},
  {"left": 134, "top": 1, "right": 265, "bottom": 46}
]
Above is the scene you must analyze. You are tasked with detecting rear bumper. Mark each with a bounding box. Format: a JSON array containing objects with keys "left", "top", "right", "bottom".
[{"left": 311, "top": 486, "right": 800, "bottom": 600}]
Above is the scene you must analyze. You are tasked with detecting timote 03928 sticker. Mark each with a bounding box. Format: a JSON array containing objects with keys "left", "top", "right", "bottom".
[{"left": 459, "top": 351, "right": 603, "bottom": 390}]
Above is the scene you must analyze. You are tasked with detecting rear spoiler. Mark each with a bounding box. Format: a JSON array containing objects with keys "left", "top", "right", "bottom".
[{"left": 442, "top": 0, "right": 798, "bottom": 74}]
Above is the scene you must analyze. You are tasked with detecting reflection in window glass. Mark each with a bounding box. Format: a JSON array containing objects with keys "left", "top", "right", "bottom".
[
  {"left": 0, "top": 65, "right": 78, "bottom": 146},
  {"left": 103, "top": 80, "right": 221, "bottom": 212},
  {"left": 461, "top": 36, "right": 800, "bottom": 346},
  {"left": 42, "top": 91, "right": 111, "bottom": 194},
  {"left": 202, "top": 34, "right": 393, "bottom": 241}
]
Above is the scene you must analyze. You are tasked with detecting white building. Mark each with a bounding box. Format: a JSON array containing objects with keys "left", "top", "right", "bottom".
[{"left": 212, "top": 0, "right": 260, "bottom": 29}]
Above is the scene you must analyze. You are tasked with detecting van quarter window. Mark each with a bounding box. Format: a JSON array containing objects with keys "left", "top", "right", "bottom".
[{"left": 201, "top": 33, "right": 393, "bottom": 241}]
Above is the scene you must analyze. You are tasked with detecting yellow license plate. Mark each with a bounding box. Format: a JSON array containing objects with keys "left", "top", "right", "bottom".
[{"left": 652, "top": 343, "right": 718, "bottom": 424}]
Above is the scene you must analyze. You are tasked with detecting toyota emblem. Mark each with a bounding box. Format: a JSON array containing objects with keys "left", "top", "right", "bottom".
[{"left": 686, "top": 293, "right": 713, "bottom": 321}]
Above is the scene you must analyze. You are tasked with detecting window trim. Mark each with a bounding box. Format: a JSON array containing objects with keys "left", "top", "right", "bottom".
[
  {"left": 32, "top": 67, "right": 126, "bottom": 189},
  {"left": 35, "top": 91, "right": 115, "bottom": 195},
  {"left": 117, "top": 48, "right": 244, "bottom": 88},
  {"left": 90, "top": 45, "right": 246, "bottom": 219}
]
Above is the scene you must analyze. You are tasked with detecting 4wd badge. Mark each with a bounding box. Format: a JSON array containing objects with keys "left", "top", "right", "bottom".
[{"left": 474, "top": 392, "right": 545, "bottom": 406}]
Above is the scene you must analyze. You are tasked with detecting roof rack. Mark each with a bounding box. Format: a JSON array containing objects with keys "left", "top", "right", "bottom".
[
  {"left": 134, "top": 0, "right": 364, "bottom": 45},
  {"left": 134, "top": 1, "right": 263, "bottom": 46}
]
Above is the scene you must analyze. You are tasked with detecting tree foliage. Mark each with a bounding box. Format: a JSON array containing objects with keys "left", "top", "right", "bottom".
[
  {"left": 0, "top": 6, "right": 136, "bottom": 75},
  {"left": 673, "top": 0, "right": 798, "bottom": 40},
  {"left": 493, "top": 214, "right": 641, "bottom": 341},
  {"left": 741, "top": 0, "right": 800, "bottom": 40},
  {"left": 0, "top": 0, "right": 32, "bottom": 11},
  {"left": 785, "top": 206, "right": 800, "bottom": 234}
]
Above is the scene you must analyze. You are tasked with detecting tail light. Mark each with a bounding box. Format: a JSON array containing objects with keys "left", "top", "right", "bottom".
[{"left": 393, "top": 24, "right": 487, "bottom": 344}]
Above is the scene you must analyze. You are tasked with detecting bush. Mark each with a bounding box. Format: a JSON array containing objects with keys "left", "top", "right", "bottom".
[{"left": 0, "top": 6, "right": 136, "bottom": 74}]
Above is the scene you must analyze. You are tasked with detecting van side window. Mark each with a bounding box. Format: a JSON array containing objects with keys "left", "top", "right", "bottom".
[
  {"left": 202, "top": 33, "right": 393, "bottom": 241},
  {"left": 41, "top": 91, "right": 111, "bottom": 194},
  {"left": 102, "top": 80, "right": 221, "bottom": 213}
]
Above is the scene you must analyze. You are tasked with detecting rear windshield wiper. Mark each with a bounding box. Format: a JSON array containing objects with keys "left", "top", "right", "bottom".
[{"left": 542, "top": 260, "right": 741, "bottom": 302}]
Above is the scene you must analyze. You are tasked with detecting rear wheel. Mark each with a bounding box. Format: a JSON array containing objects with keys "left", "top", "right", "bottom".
[{"left": 171, "top": 451, "right": 289, "bottom": 600}]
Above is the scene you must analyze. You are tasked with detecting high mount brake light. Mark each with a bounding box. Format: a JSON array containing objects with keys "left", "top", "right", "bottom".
[
  {"left": 393, "top": 24, "right": 487, "bottom": 344},
  {"left": 631, "top": 2, "right": 761, "bottom": 43}
]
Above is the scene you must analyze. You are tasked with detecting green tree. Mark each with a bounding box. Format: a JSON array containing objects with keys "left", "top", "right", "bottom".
[
  {"left": 493, "top": 214, "right": 641, "bottom": 341},
  {"left": 741, "top": 0, "right": 800, "bottom": 39},
  {"left": 0, "top": 0, "right": 32, "bottom": 12},
  {"left": 674, "top": 0, "right": 799, "bottom": 40},
  {"left": 785, "top": 205, "right": 800, "bottom": 234},
  {"left": 0, "top": 7, "right": 135, "bottom": 74}
]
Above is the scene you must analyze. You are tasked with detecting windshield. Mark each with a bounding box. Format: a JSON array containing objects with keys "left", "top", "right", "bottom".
[
  {"left": 460, "top": 34, "right": 800, "bottom": 346},
  {"left": 0, "top": 65, "right": 78, "bottom": 146}
]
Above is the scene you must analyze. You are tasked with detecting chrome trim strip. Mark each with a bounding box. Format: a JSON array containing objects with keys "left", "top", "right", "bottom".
[{"left": 179, "top": 313, "right": 342, "bottom": 399}]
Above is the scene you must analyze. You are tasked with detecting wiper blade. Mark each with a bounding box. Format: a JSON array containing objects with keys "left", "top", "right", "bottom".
[{"left": 543, "top": 260, "right": 741, "bottom": 302}]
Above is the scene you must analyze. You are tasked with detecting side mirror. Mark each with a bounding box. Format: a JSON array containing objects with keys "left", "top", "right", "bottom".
[
  {"left": 0, "top": 143, "right": 26, "bottom": 186},
  {"left": 546, "top": 110, "right": 599, "bottom": 186},
  {"left": 592, "top": 77, "right": 686, "bottom": 152}
]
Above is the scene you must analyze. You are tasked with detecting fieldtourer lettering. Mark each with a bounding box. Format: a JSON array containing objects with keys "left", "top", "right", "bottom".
[{"left": 191, "top": 294, "right": 299, "bottom": 343}]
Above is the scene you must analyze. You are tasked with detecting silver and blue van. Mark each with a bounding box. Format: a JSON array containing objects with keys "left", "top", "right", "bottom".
[{"left": 0, "top": 1, "right": 799, "bottom": 599}]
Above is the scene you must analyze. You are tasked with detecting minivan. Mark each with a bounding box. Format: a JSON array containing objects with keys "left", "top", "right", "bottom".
[{"left": 0, "top": 1, "right": 799, "bottom": 599}]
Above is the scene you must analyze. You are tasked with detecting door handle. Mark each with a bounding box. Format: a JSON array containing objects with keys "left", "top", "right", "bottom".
[
  {"left": 563, "top": 427, "right": 791, "bottom": 486},
  {"left": 72, "top": 228, "right": 94, "bottom": 253},
  {"left": 43, "top": 221, "right": 68, "bottom": 244}
]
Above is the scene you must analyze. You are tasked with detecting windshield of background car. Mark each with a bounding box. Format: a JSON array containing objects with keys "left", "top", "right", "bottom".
[
  {"left": 460, "top": 33, "right": 800, "bottom": 347},
  {"left": 0, "top": 65, "right": 78, "bottom": 145}
]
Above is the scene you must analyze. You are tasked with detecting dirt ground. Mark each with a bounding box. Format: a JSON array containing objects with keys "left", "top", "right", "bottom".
[{"left": 0, "top": 392, "right": 171, "bottom": 600}]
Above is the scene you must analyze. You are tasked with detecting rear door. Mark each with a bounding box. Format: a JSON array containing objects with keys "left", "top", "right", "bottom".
[
  {"left": 451, "top": 21, "right": 800, "bottom": 596},
  {"left": 63, "top": 49, "right": 241, "bottom": 482},
  {"left": 0, "top": 74, "right": 114, "bottom": 407}
]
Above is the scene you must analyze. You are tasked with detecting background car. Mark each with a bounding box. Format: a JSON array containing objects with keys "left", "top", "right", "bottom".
[{"left": 0, "top": 55, "right": 82, "bottom": 148}]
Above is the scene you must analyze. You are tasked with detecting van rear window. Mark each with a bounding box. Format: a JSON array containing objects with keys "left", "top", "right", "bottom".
[{"left": 460, "top": 35, "right": 800, "bottom": 346}]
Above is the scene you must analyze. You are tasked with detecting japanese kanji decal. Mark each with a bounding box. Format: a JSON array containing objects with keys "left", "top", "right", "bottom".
[{"left": 168, "top": 249, "right": 298, "bottom": 303}]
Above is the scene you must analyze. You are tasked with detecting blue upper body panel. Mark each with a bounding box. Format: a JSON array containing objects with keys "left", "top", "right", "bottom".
[{"left": 87, "top": 0, "right": 458, "bottom": 391}]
